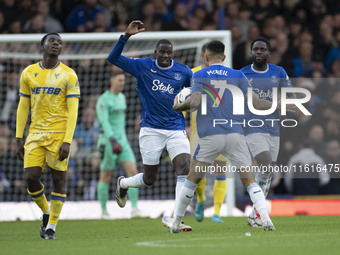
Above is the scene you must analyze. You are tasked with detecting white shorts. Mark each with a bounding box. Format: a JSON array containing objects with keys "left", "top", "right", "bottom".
[
  {"left": 245, "top": 133, "right": 280, "bottom": 162},
  {"left": 193, "top": 133, "right": 251, "bottom": 168},
  {"left": 139, "top": 127, "right": 190, "bottom": 165}
]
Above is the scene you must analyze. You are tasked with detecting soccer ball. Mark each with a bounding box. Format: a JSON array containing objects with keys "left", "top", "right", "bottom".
[{"left": 177, "top": 87, "right": 191, "bottom": 104}]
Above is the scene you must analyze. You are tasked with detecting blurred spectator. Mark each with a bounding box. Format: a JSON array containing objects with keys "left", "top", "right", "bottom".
[
  {"left": 0, "top": 11, "right": 5, "bottom": 33},
  {"left": 274, "top": 32, "right": 294, "bottom": 76},
  {"left": 74, "top": 107, "right": 100, "bottom": 161},
  {"left": 225, "top": 1, "right": 240, "bottom": 25},
  {"left": 233, "top": 25, "right": 260, "bottom": 69},
  {"left": 23, "top": 14, "right": 47, "bottom": 33},
  {"left": 0, "top": 0, "right": 18, "bottom": 26},
  {"left": 314, "top": 19, "right": 336, "bottom": 62},
  {"left": 230, "top": 23, "right": 243, "bottom": 51},
  {"left": 17, "top": 0, "right": 34, "bottom": 25},
  {"left": 288, "top": 18, "right": 303, "bottom": 57},
  {"left": 187, "top": 15, "right": 202, "bottom": 30},
  {"left": 0, "top": 137, "right": 10, "bottom": 200},
  {"left": 193, "top": 5, "right": 208, "bottom": 24},
  {"left": 49, "top": 0, "right": 81, "bottom": 26},
  {"left": 325, "top": 29, "right": 340, "bottom": 71},
  {"left": 285, "top": 139, "right": 330, "bottom": 195},
  {"left": 66, "top": 0, "right": 111, "bottom": 32},
  {"left": 234, "top": 7, "right": 256, "bottom": 41},
  {"left": 293, "top": 41, "right": 313, "bottom": 77},
  {"left": 320, "top": 139, "right": 340, "bottom": 194},
  {"left": 251, "top": 0, "right": 277, "bottom": 27},
  {"left": 161, "top": 2, "right": 188, "bottom": 31},
  {"left": 0, "top": 138, "right": 25, "bottom": 201},
  {"left": 93, "top": 12, "right": 111, "bottom": 32},
  {"left": 0, "top": 71, "right": 19, "bottom": 123},
  {"left": 304, "top": 54, "right": 328, "bottom": 78},
  {"left": 178, "top": 0, "right": 213, "bottom": 18},
  {"left": 138, "top": 1, "right": 162, "bottom": 32},
  {"left": 330, "top": 59, "right": 340, "bottom": 77},
  {"left": 309, "top": 124, "right": 327, "bottom": 159},
  {"left": 7, "top": 19, "right": 22, "bottom": 34},
  {"left": 24, "top": 0, "right": 64, "bottom": 33}
]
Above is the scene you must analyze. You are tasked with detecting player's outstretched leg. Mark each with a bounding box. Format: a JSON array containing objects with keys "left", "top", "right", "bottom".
[
  {"left": 246, "top": 182, "right": 275, "bottom": 231},
  {"left": 116, "top": 176, "right": 128, "bottom": 207},
  {"left": 194, "top": 177, "right": 206, "bottom": 222},
  {"left": 162, "top": 216, "right": 192, "bottom": 232},
  {"left": 169, "top": 179, "right": 197, "bottom": 234}
]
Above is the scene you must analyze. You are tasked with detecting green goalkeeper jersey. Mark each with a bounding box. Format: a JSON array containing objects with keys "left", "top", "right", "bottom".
[{"left": 96, "top": 90, "right": 127, "bottom": 141}]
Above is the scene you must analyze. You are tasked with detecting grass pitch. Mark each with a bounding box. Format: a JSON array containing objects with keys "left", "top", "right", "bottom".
[{"left": 1, "top": 216, "right": 339, "bottom": 255}]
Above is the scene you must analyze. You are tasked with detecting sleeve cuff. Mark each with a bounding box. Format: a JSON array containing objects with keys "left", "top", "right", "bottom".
[{"left": 19, "top": 92, "right": 30, "bottom": 98}]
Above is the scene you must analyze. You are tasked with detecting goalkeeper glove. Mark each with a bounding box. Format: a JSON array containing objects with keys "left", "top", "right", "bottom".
[{"left": 110, "top": 137, "right": 122, "bottom": 154}]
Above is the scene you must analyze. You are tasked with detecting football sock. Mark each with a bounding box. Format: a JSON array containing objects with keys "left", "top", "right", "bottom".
[
  {"left": 174, "top": 180, "right": 197, "bottom": 226},
  {"left": 255, "top": 171, "right": 272, "bottom": 197},
  {"left": 247, "top": 183, "right": 270, "bottom": 222},
  {"left": 176, "top": 175, "right": 187, "bottom": 201},
  {"left": 27, "top": 184, "right": 49, "bottom": 213},
  {"left": 214, "top": 176, "right": 227, "bottom": 216},
  {"left": 46, "top": 223, "right": 56, "bottom": 232},
  {"left": 97, "top": 181, "right": 109, "bottom": 212},
  {"left": 120, "top": 173, "right": 146, "bottom": 189},
  {"left": 49, "top": 192, "right": 66, "bottom": 226},
  {"left": 195, "top": 177, "right": 206, "bottom": 203},
  {"left": 127, "top": 188, "right": 139, "bottom": 209}
]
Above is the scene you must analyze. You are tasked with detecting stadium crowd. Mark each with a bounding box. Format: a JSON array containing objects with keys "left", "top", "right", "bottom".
[{"left": 1, "top": 0, "right": 340, "bottom": 201}]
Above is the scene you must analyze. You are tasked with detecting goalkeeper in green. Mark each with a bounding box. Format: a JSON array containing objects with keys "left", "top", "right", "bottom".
[{"left": 96, "top": 70, "right": 142, "bottom": 218}]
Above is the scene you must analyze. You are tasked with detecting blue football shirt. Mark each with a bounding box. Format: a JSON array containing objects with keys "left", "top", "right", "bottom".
[
  {"left": 108, "top": 35, "right": 192, "bottom": 130},
  {"left": 241, "top": 64, "right": 292, "bottom": 136},
  {"left": 192, "top": 64, "right": 251, "bottom": 138}
]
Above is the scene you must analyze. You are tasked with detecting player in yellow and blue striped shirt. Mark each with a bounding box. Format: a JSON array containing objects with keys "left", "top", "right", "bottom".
[{"left": 16, "top": 33, "right": 80, "bottom": 240}]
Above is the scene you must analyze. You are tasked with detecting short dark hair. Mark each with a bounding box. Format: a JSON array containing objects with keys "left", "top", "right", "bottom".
[
  {"left": 156, "top": 39, "right": 172, "bottom": 49},
  {"left": 201, "top": 43, "right": 208, "bottom": 54},
  {"left": 41, "top": 33, "right": 61, "bottom": 46},
  {"left": 251, "top": 37, "right": 271, "bottom": 51},
  {"left": 206, "top": 40, "right": 225, "bottom": 56}
]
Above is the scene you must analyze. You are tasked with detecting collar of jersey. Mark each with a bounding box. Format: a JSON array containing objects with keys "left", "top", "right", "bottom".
[
  {"left": 39, "top": 61, "right": 60, "bottom": 70},
  {"left": 251, "top": 64, "right": 269, "bottom": 73},
  {"left": 155, "top": 59, "right": 174, "bottom": 70},
  {"left": 210, "top": 63, "right": 224, "bottom": 66}
]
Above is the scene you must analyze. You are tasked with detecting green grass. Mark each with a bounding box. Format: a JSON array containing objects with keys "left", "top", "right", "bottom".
[{"left": 1, "top": 216, "right": 340, "bottom": 255}]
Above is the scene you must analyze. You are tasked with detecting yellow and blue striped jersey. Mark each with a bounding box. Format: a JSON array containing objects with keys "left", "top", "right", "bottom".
[{"left": 19, "top": 61, "right": 80, "bottom": 133}]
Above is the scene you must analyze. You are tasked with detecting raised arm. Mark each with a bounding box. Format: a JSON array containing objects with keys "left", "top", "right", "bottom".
[{"left": 108, "top": 20, "right": 146, "bottom": 77}]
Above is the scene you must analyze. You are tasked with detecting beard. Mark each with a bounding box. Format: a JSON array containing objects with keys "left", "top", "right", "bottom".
[{"left": 252, "top": 56, "right": 267, "bottom": 68}]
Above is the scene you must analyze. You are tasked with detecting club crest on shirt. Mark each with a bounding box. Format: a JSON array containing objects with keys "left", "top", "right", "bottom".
[
  {"left": 174, "top": 73, "right": 181, "bottom": 81},
  {"left": 271, "top": 76, "right": 278, "bottom": 83}
]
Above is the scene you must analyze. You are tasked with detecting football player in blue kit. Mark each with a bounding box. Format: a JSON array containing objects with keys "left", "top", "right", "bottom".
[
  {"left": 241, "top": 37, "right": 292, "bottom": 228},
  {"left": 171, "top": 40, "right": 276, "bottom": 233},
  {"left": 108, "top": 20, "right": 193, "bottom": 231}
]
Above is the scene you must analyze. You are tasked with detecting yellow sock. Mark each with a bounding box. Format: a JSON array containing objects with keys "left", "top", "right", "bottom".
[
  {"left": 27, "top": 185, "right": 49, "bottom": 213},
  {"left": 195, "top": 177, "right": 206, "bottom": 203},
  {"left": 213, "top": 176, "right": 227, "bottom": 216},
  {"left": 49, "top": 192, "right": 66, "bottom": 225}
]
